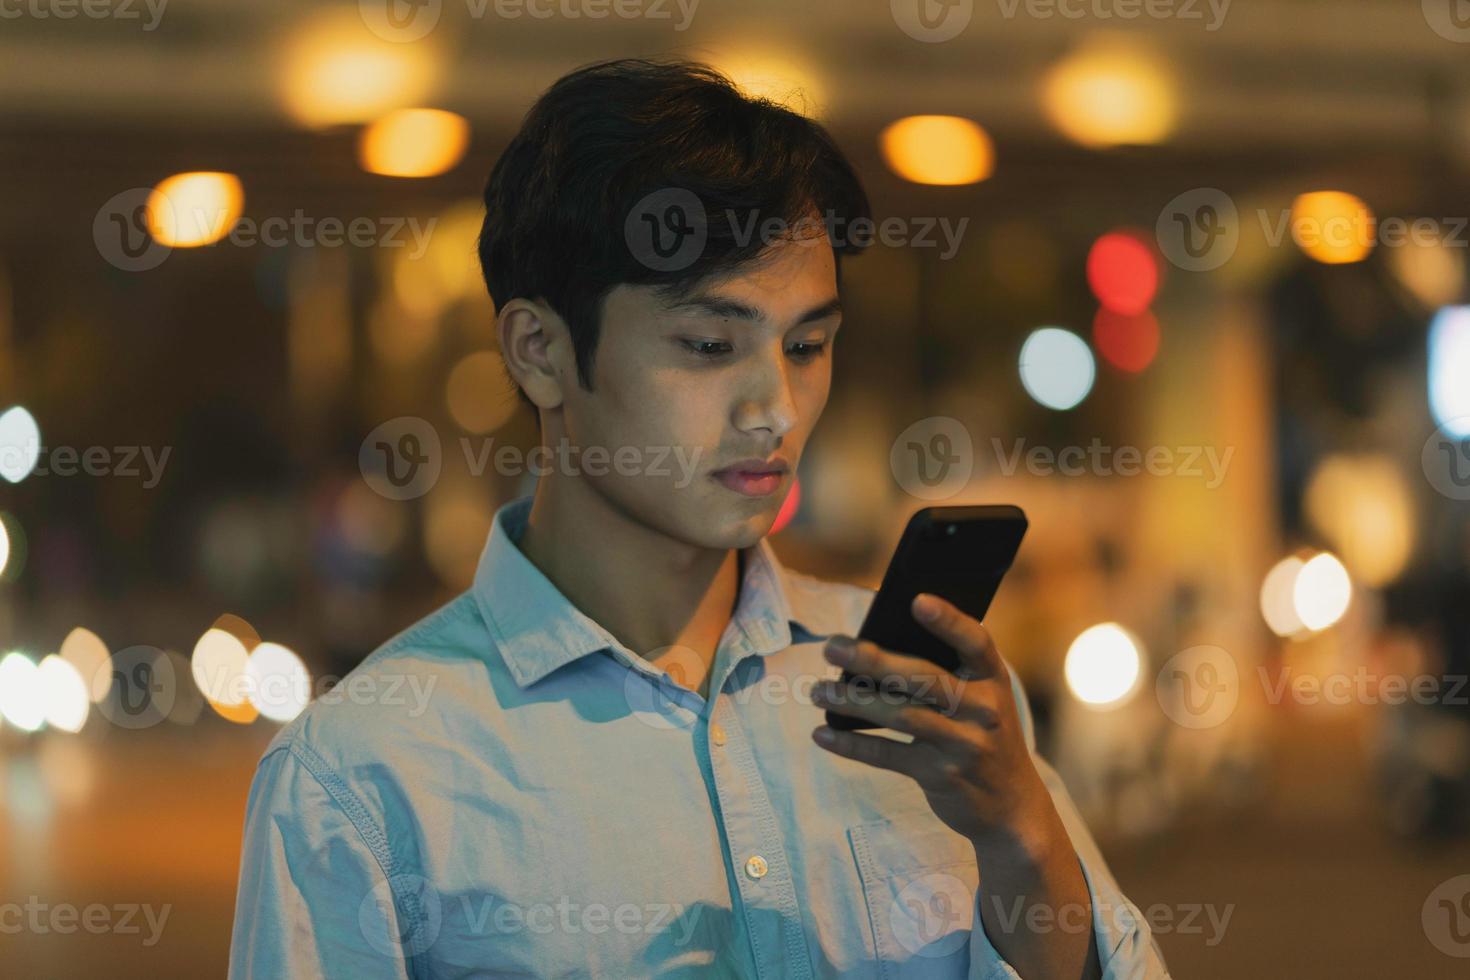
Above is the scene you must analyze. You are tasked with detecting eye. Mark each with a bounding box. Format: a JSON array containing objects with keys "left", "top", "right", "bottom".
[
  {"left": 681, "top": 339, "right": 733, "bottom": 359},
  {"left": 787, "top": 340, "right": 828, "bottom": 361}
]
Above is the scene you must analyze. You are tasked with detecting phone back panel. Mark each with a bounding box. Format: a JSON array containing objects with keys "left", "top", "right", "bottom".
[{"left": 856, "top": 505, "right": 1028, "bottom": 674}]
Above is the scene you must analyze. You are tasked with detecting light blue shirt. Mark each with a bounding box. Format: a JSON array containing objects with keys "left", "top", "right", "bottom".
[{"left": 229, "top": 495, "right": 1167, "bottom": 978}]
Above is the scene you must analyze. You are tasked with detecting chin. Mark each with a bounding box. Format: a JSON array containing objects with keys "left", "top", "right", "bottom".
[{"left": 675, "top": 500, "right": 779, "bottom": 551}]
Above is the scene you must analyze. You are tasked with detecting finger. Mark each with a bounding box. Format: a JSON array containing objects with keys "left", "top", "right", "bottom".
[
  {"left": 812, "top": 724, "right": 930, "bottom": 776},
  {"left": 822, "top": 635, "right": 956, "bottom": 706},
  {"left": 911, "top": 593, "right": 1006, "bottom": 680},
  {"left": 811, "top": 678, "right": 965, "bottom": 739}
]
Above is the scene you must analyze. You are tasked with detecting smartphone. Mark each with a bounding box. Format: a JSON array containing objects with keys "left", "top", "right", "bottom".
[{"left": 824, "top": 505, "right": 1028, "bottom": 732}]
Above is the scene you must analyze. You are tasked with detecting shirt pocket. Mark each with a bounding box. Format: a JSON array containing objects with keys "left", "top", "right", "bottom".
[{"left": 846, "top": 813, "right": 980, "bottom": 979}]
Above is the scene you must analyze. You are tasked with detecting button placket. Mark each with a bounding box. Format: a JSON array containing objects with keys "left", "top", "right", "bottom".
[{"left": 706, "top": 692, "right": 814, "bottom": 979}]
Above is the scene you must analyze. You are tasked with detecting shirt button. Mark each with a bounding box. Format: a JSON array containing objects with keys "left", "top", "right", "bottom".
[
  {"left": 709, "top": 723, "right": 726, "bottom": 746},
  {"left": 745, "top": 855, "right": 768, "bottom": 879}
]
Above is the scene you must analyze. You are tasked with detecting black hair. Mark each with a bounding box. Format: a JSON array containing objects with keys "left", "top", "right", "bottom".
[{"left": 477, "top": 57, "right": 872, "bottom": 413}]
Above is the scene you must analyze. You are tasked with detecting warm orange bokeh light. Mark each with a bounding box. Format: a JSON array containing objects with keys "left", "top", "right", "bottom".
[{"left": 880, "top": 115, "right": 995, "bottom": 186}]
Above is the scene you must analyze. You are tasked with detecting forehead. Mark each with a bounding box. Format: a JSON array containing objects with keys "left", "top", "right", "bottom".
[{"left": 658, "top": 242, "right": 840, "bottom": 322}]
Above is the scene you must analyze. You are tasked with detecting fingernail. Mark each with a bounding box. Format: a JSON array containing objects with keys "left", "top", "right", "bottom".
[
  {"left": 914, "top": 593, "right": 940, "bottom": 622},
  {"left": 825, "top": 636, "right": 854, "bottom": 665},
  {"left": 813, "top": 726, "right": 835, "bottom": 744}
]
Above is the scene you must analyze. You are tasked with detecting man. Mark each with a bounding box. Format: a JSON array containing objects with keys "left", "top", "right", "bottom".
[{"left": 228, "top": 58, "right": 1168, "bottom": 979}]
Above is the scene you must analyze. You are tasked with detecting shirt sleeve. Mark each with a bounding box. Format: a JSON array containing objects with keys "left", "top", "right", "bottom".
[
  {"left": 227, "top": 739, "right": 423, "bottom": 980},
  {"left": 967, "top": 671, "right": 1171, "bottom": 979}
]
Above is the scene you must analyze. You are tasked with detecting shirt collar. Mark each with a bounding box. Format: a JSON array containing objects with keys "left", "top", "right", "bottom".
[{"left": 471, "top": 495, "right": 823, "bottom": 689}]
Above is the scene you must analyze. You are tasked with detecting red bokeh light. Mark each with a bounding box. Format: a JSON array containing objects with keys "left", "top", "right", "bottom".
[
  {"left": 1086, "top": 231, "right": 1159, "bottom": 316},
  {"left": 771, "top": 475, "right": 801, "bottom": 535},
  {"left": 1093, "top": 307, "right": 1160, "bottom": 373}
]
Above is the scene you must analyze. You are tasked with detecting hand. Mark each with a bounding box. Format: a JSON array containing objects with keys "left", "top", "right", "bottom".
[
  {"left": 811, "top": 592, "right": 1102, "bottom": 979},
  {"left": 810, "top": 592, "right": 1065, "bottom": 861}
]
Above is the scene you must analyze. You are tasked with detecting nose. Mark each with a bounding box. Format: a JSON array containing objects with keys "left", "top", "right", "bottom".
[{"left": 732, "top": 342, "right": 797, "bottom": 441}]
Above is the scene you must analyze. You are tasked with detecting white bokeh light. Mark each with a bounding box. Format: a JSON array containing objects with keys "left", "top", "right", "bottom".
[
  {"left": 246, "top": 642, "right": 311, "bottom": 723},
  {"left": 0, "top": 406, "right": 41, "bottom": 483},
  {"left": 1429, "top": 305, "right": 1470, "bottom": 438},
  {"left": 192, "top": 628, "right": 252, "bottom": 707},
  {"left": 59, "top": 627, "right": 112, "bottom": 703},
  {"left": 1019, "top": 328, "right": 1096, "bottom": 411},
  {"left": 0, "top": 652, "right": 45, "bottom": 731},
  {"left": 1064, "top": 623, "right": 1144, "bottom": 708},
  {"left": 1260, "top": 555, "right": 1307, "bottom": 638},
  {"left": 38, "top": 655, "right": 90, "bottom": 733},
  {"left": 1294, "top": 552, "right": 1352, "bottom": 631}
]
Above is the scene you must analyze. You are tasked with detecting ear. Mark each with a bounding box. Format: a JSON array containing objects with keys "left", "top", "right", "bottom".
[{"left": 497, "top": 297, "right": 569, "bottom": 411}]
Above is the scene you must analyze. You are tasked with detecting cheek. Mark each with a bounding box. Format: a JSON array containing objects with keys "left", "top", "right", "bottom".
[
  {"left": 794, "top": 364, "right": 833, "bottom": 429},
  {"left": 639, "top": 368, "right": 731, "bottom": 446},
  {"left": 809, "top": 363, "right": 834, "bottom": 410}
]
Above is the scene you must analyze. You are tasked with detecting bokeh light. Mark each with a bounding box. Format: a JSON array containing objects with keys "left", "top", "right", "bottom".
[
  {"left": 359, "top": 108, "right": 470, "bottom": 178},
  {"left": 713, "top": 46, "right": 826, "bottom": 115},
  {"left": 1041, "top": 36, "right": 1176, "bottom": 148},
  {"left": 1260, "top": 555, "right": 1307, "bottom": 638},
  {"left": 0, "top": 652, "right": 45, "bottom": 732},
  {"left": 1290, "top": 191, "right": 1374, "bottom": 265},
  {"left": 37, "top": 655, "right": 89, "bottom": 733},
  {"left": 192, "top": 627, "right": 252, "bottom": 709},
  {"left": 245, "top": 642, "right": 310, "bottom": 724},
  {"left": 0, "top": 405, "right": 41, "bottom": 483},
  {"left": 211, "top": 613, "right": 262, "bottom": 653},
  {"left": 879, "top": 115, "right": 995, "bottom": 186},
  {"left": 0, "top": 512, "right": 22, "bottom": 582},
  {"left": 1019, "top": 327, "right": 1096, "bottom": 410},
  {"left": 1064, "top": 623, "right": 1144, "bottom": 708},
  {"left": 1429, "top": 305, "right": 1470, "bottom": 438},
  {"left": 59, "top": 627, "right": 111, "bottom": 704},
  {"left": 277, "top": 9, "right": 438, "bottom": 128},
  {"left": 1293, "top": 552, "right": 1352, "bottom": 631},
  {"left": 1087, "top": 231, "right": 1159, "bottom": 316},
  {"left": 771, "top": 475, "right": 801, "bottom": 535},
  {"left": 147, "top": 172, "right": 244, "bottom": 248},
  {"left": 1304, "top": 454, "right": 1414, "bottom": 588},
  {"left": 1092, "top": 308, "right": 1160, "bottom": 373}
]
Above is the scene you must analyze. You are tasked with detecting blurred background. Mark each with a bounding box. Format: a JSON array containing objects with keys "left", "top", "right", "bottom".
[{"left": 3, "top": 0, "right": 1470, "bottom": 975}]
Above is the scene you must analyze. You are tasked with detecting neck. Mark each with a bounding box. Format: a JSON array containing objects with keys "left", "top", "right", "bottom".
[{"left": 516, "top": 462, "right": 741, "bottom": 671}]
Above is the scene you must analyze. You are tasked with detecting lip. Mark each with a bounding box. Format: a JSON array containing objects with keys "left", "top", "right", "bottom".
[
  {"left": 712, "top": 457, "right": 791, "bottom": 477},
  {"left": 710, "top": 457, "right": 790, "bottom": 497}
]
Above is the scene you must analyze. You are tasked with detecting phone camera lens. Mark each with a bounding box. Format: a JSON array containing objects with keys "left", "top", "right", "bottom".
[{"left": 946, "top": 524, "right": 957, "bottom": 535}]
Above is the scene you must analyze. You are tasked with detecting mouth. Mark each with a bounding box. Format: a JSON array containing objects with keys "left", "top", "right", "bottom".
[{"left": 709, "top": 457, "right": 790, "bottom": 498}]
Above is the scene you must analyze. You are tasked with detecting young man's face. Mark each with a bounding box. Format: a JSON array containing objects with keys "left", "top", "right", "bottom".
[{"left": 560, "top": 238, "right": 841, "bottom": 551}]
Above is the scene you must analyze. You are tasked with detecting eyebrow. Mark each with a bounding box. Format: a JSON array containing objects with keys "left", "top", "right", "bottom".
[{"left": 664, "top": 293, "right": 842, "bottom": 326}]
